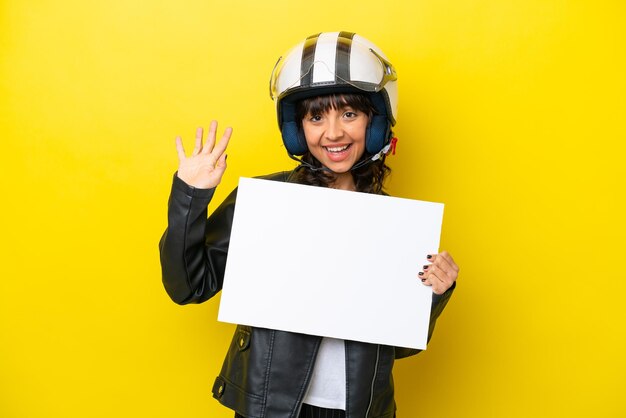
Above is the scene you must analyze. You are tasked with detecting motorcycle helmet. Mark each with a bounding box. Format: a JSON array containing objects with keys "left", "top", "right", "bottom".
[{"left": 269, "top": 31, "right": 398, "bottom": 157}]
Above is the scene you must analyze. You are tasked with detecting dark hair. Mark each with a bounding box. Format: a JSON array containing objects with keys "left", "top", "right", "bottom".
[{"left": 292, "top": 93, "right": 391, "bottom": 194}]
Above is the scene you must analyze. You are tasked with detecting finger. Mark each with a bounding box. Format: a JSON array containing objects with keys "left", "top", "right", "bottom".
[
  {"left": 427, "top": 265, "right": 454, "bottom": 294},
  {"left": 419, "top": 259, "right": 434, "bottom": 279},
  {"left": 433, "top": 254, "right": 459, "bottom": 284},
  {"left": 423, "top": 268, "right": 445, "bottom": 294},
  {"left": 210, "top": 127, "right": 232, "bottom": 160},
  {"left": 175, "top": 136, "right": 186, "bottom": 162},
  {"left": 428, "top": 265, "right": 450, "bottom": 284},
  {"left": 193, "top": 127, "right": 203, "bottom": 156},
  {"left": 213, "top": 153, "right": 228, "bottom": 178},
  {"left": 427, "top": 253, "right": 455, "bottom": 278},
  {"left": 437, "top": 250, "right": 460, "bottom": 273},
  {"left": 433, "top": 254, "right": 454, "bottom": 275},
  {"left": 418, "top": 269, "right": 432, "bottom": 286},
  {"left": 201, "top": 120, "right": 218, "bottom": 155}
]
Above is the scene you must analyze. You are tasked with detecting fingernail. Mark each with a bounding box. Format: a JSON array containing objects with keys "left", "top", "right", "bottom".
[
  {"left": 426, "top": 255, "right": 432, "bottom": 259},
  {"left": 225, "top": 154, "right": 228, "bottom": 161},
  {"left": 421, "top": 278, "right": 426, "bottom": 282},
  {"left": 423, "top": 265, "right": 429, "bottom": 270},
  {"left": 418, "top": 272, "right": 424, "bottom": 276}
]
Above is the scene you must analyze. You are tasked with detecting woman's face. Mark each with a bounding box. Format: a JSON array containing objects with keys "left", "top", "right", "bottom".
[{"left": 301, "top": 105, "right": 368, "bottom": 174}]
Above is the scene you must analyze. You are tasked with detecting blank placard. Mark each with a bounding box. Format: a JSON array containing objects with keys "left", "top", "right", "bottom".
[{"left": 218, "top": 177, "right": 444, "bottom": 349}]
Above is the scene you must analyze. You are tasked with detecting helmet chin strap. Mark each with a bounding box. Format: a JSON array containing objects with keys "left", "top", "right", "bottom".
[{"left": 288, "top": 141, "right": 393, "bottom": 173}]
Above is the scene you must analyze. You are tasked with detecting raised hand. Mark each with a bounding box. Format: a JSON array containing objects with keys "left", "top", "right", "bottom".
[
  {"left": 175, "top": 121, "right": 232, "bottom": 189},
  {"left": 419, "top": 251, "right": 459, "bottom": 295}
]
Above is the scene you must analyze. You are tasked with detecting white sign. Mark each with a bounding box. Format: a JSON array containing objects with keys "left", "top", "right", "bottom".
[{"left": 218, "top": 177, "right": 444, "bottom": 349}]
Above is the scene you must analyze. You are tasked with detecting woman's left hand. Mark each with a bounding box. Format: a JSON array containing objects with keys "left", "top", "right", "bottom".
[{"left": 419, "top": 251, "right": 459, "bottom": 295}]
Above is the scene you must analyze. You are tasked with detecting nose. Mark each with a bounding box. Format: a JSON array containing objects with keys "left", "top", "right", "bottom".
[{"left": 325, "top": 117, "right": 344, "bottom": 141}]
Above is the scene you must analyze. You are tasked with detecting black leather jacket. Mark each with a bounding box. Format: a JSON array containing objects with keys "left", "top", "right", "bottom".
[{"left": 159, "top": 171, "right": 455, "bottom": 418}]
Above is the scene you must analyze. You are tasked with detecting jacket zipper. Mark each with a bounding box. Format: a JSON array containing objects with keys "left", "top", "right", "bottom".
[{"left": 364, "top": 344, "right": 381, "bottom": 418}]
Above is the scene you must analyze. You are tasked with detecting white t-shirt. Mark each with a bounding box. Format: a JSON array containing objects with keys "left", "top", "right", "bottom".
[{"left": 302, "top": 337, "right": 346, "bottom": 410}]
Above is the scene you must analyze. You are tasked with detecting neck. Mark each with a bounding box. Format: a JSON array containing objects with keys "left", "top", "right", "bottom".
[{"left": 331, "top": 172, "right": 356, "bottom": 191}]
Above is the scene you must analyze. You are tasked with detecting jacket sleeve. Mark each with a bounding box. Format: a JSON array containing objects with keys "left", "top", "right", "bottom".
[
  {"left": 394, "top": 282, "right": 456, "bottom": 359},
  {"left": 159, "top": 173, "right": 238, "bottom": 305}
]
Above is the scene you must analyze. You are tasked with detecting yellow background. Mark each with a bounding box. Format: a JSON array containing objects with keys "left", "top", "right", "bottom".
[{"left": 1, "top": 0, "right": 624, "bottom": 417}]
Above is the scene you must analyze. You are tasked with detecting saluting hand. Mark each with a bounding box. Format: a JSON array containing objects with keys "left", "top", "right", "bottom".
[
  {"left": 175, "top": 120, "right": 232, "bottom": 189},
  {"left": 419, "top": 251, "right": 459, "bottom": 295}
]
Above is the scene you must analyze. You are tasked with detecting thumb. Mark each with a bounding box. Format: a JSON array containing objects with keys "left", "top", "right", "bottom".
[{"left": 214, "top": 153, "right": 228, "bottom": 175}]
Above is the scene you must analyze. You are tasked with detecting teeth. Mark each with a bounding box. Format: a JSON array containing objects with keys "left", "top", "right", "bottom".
[{"left": 326, "top": 145, "right": 349, "bottom": 152}]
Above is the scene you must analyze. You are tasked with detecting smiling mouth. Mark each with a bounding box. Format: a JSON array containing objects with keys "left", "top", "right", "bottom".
[{"left": 323, "top": 144, "right": 352, "bottom": 153}]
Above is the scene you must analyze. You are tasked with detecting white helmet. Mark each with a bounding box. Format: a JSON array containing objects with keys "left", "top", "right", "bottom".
[{"left": 270, "top": 31, "right": 398, "bottom": 156}]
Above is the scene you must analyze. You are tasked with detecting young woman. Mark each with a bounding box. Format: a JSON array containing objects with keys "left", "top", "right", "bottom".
[{"left": 160, "top": 32, "right": 459, "bottom": 418}]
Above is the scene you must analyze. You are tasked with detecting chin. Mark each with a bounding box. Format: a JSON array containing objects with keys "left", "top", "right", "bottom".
[{"left": 324, "top": 162, "right": 352, "bottom": 174}]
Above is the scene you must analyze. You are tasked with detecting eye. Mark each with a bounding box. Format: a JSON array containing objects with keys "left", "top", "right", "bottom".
[
  {"left": 308, "top": 114, "right": 323, "bottom": 122},
  {"left": 343, "top": 110, "right": 359, "bottom": 119}
]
